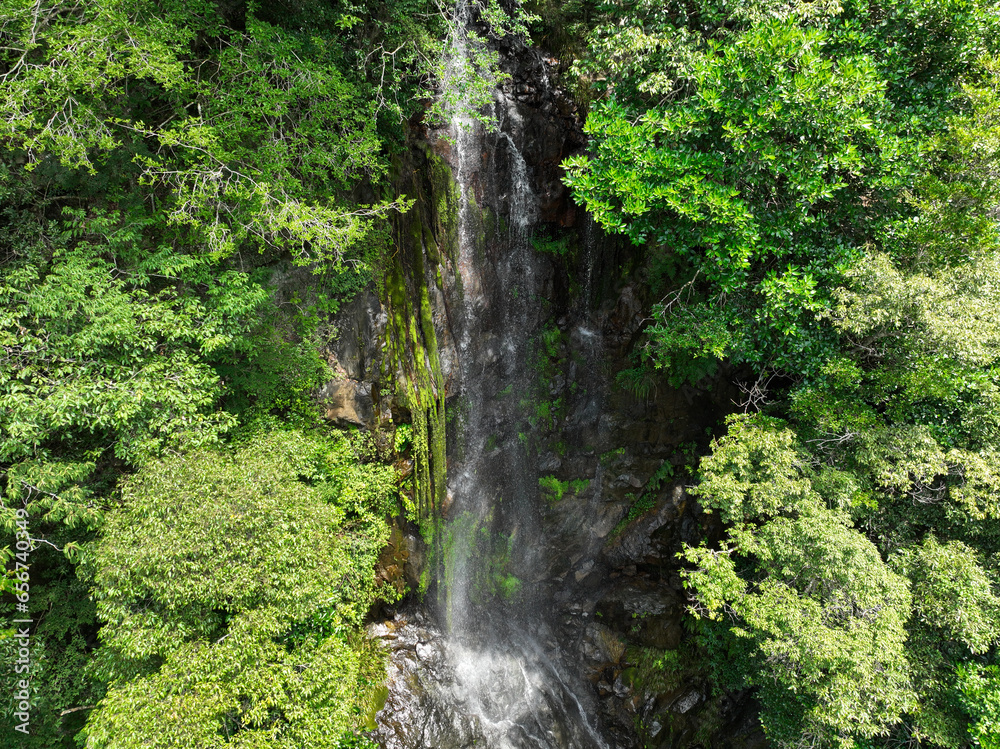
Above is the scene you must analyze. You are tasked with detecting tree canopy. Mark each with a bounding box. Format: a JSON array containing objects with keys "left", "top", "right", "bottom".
[
  {"left": 564, "top": 0, "right": 1000, "bottom": 745},
  {"left": 0, "top": 0, "right": 442, "bottom": 745},
  {"left": 81, "top": 430, "right": 397, "bottom": 749}
]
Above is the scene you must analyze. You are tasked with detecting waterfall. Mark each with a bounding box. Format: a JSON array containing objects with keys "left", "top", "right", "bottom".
[
  {"left": 433, "top": 3, "right": 609, "bottom": 747},
  {"left": 372, "top": 4, "right": 613, "bottom": 747}
]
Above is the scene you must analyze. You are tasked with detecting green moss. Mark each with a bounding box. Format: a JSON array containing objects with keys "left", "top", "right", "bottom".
[
  {"left": 531, "top": 232, "right": 574, "bottom": 257},
  {"left": 599, "top": 447, "right": 627, "bottom": 467},
  {"left": 610, "top": 461, "right": 674, "bottom": 536},
  {"left": 540, "top": 325, "right": 563, "bottom": 358},
  {"left": 539, "top": 475, "right": 570, "bottom": 502},
  {"left": 423, "top": 225, "right": 441, "bottom": 266},
  {"left": 409, "top": 214, "right": 424, "bottom": 247},
  {"left": 362, "top": 683, "right": 389, "bottom": 731},
  {"left": 539, "top": 475, "right": 590, "bottom": 504},
  {"left": 427, "top": 149, "right": 460, "bottom": 260},
  {"left": 378, "top": 146, "right": 462, "bottom": 603},
  {"left": 498, "top": 574, "right": 522, "bottom": 600},
  {"left": 442, "top": 512, "right": 527, "bottom": 610},
  {"left": 611, "top": 492, "right": 657, "bottom": 537},
  {"left": 626, "top": 646, "right": 689, "bottom": 698},
  {"left": 535, "top": 399, "right": 551, "bottom": 423}
]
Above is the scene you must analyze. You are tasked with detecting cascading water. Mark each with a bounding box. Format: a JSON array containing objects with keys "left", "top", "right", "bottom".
[
  {"left": 437, "top": 4, "right": 609, "bottom": 747},
  {"left": 373, "top": 3, "right": 611, "bottom": 748},
  {"left": 368, "top": 6, "right": 736, "bottom": 746}
]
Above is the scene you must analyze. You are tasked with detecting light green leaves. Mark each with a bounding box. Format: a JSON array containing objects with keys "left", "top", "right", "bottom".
[
  {"left": 959, "top": 665, "right": 1000, "bottom": 749},
  {"left": 684, "top": 500, "right": 914, "bottom": 747},
  {"left": 682, "top": 410, "right": 1000, "bottom": 747},
  {"left": 564, "top": 1, "right": 999, "bottom": 384},
  {"left": 83, "top": 430, "right": 396, "bottom": 748},
  {"left": 894, "top": 536, "right": 1000, "bottom": 654},
  {"left": 567, "top": 5, "right": 1000, "bottom": 748},
  {"left": 835, "top": 251, "right": 1000, "bottom": 368},
  {"left": 0, "top": 0, "right": 200, "bottom": 171},
  {"left": 0, "top": 250, "right": 247, "bottom": 463},
  {"left": 0, "top": 1, "right": 408, "bottom": 263},
  {"left": 692, "top": 414, "right": 812, "bottom": 524}
]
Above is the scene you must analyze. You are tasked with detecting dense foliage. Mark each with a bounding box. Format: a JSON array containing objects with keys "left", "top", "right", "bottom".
[
  {"left": 565, "top": 0, "right": 1000, "bottom": 746},
  {"left": 0, "top": 0, "right": 458, "bottom": 745},
  {"left": 82, "top": 430, "right": 397, "bottom": 748},
  {"left": 3, "top": 0, "right": 1000, "bottom": 746},
  {"left": 565, "top": 0, "right": 1000, "bottom": 383},
  {"left": 0, "top": 0, "right": 544, "bottom": 742}
]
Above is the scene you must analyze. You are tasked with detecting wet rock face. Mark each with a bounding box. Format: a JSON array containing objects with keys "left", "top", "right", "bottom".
[
  {"left": 374, "top": 524, "right": 424, "bottom": 600},
  {"left": 497, "top": 44, "right": 586, "bottom": 227},
  {"left": 371, "top": 608, "right": 618, "bottom": 749},
  {"left": 329, "top": 288, "right": 386, "bottom": 382},
  {"left": 370, "top": 610, "right": 486, "bottom": 749},
  {"left": 315, "top": 286, "right": 390, "bottom": 428},
  {"left": 318, "top": 378, "right": 374, "bottom": 427}
]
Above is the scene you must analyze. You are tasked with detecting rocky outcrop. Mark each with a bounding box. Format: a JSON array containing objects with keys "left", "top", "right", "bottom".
[
  {"left": 327, "top": 288, "right": 387, "bottom": 382},
  {"left": 370, "top": 610, "right": 483, "bottom": 749},
  {"left": 497, "top": 47, "right": 586, "bottom": 226},
  {"left": 318, "top": 378, "right": 375, "bottom": 427}
]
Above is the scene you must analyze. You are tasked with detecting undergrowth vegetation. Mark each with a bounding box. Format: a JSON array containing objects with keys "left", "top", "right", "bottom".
[{"left": 3, "top": 0, "right": 1000, "bottom": 746}]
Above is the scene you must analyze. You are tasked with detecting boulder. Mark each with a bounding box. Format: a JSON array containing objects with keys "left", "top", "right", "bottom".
[{"left": 319, "top": 378, "right": 374, "bottom": 427}]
